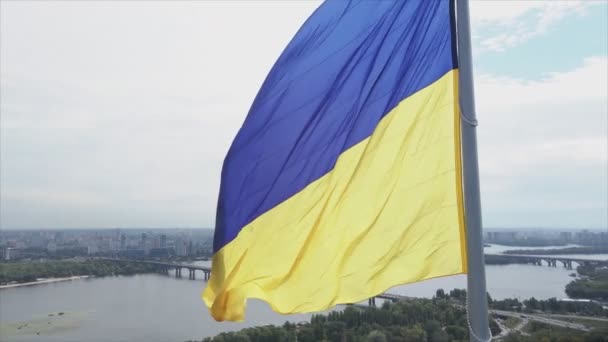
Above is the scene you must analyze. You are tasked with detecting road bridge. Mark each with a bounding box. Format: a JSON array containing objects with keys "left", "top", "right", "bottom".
[
  {"left": 102, "top": 254, "right": 608, "bottom": 282},
  {"left": 484, "top": 254, "right": 608, "bottom": 269},
  {"left": 100, "top": 258, "right": 211, "bottom": 280}
]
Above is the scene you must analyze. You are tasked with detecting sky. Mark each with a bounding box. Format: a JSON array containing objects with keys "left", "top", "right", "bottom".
[{"left": 0, "top": 1, "right": 606, "bottom": 230}]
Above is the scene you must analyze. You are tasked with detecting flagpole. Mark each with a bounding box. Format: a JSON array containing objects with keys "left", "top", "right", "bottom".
[{"left": 455, "top": 0, "right": 491, "bottom": 341}]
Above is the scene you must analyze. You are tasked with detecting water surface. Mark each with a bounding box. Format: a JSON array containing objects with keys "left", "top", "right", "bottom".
[{"left": 1, "top": 244, "right": 601, "bottom": 342}]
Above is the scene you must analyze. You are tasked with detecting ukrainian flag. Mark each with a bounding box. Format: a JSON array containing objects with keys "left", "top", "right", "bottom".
[{"left": 204, "top": 0, "right": 466, "bottom": 321}]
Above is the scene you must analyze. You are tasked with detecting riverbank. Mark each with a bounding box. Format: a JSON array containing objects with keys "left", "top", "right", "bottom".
[
  {"left": 0, "top": 259, "right": 158, "bottom": 285},
  {"left": 0, "top": 276, "right": 90, "bottom": 289},
  {"left": 566, "top": 266, "right": 608, "bottom": 300}
]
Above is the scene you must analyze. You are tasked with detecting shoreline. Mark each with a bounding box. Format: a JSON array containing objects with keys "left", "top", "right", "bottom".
[{"left": 0, "top": 275, "right": 91, "bottom": 289}]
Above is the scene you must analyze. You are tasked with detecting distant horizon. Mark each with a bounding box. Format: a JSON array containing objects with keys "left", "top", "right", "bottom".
[{"left": 1, "top": 226, "right": 606, "bottom": 232}]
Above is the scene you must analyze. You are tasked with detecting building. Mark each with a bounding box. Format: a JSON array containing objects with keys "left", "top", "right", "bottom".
[
  {"left": 30, "top": 235, "right": 46, "bottom": 249},
  {"left": 87, "top": 244, "right": 99, "bottom": 255},
  {"left": 149, "top": 248, "right": 171, "bottom": 258},
  {"left": 109, "top": 239, "right": 121, "bottom": 251},
  {"left": 559, "top": 231, "right": 573, "bottom": 243},
  {"left": 600, "top": 232, "right": 608, "bottom": 246},
  {"left": 175, "top": 238, "right": 189, "bottom": 257},
  {"left": 120, "top": 249, "right": 145, "bottom": 258},
  {"left": 160, "top": 234, "right": 167, "bottom": 248},
  {"left": 46, "top": 241, "right": 57, "bottom": 253},
  {"left": 141, "top": 233, "right": 147, "bottom": 248},
  {"left": 573, "top": 230, "right": 607, "bottom": 246},
  {"left": 143, "top": 240, "right": 152, "bottom": 256},
  {"left": 484, "top": 231, "right": 518, "bottom": 244},
  {"left": 98, "top": 239, "right": 110, "bottom": 253},
  {"left": 153, "top": 236, "right": 161, "bottom": 249},
  {"left": 54, "top": 232, "right": 64, "bottom": 243},
  {"left": 3, "top": 247, "right": 21, "bottom": 260}
]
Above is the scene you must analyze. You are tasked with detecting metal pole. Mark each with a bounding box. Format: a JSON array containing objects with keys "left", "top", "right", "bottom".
[{"left": 456, "top": 0, "right": 491, "bottom": 341}]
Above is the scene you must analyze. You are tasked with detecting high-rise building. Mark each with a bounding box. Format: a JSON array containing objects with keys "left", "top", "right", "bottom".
[
  {"left": 175, "top": 238, "right": 188, "bottom": 257},
  {"left": 560, "top": 232, "right": 572, "bottom": 243},
  {"left": 143, "top": 240, "right": 152, "bottom": 256},
  {"left": 160, "top": 234, "right": 167, "bottom": 248},
  {"left": 54, "top": 232, "right": 64, "bottom": 243},
  {"left": 87, "top": 244, "right": 99, "bottom": 255},
  {"left": 3, "top": 247, "right": 21, "bottom": 260},
  {"left": 109, "top": 239, "right": 121, "bottom": 251},
  {"left": 575, "top": 230, "right": 593, "bottom": 245},
  {"left": 46, "top": 241, "right": 57, "bottom": 253},
  {"left": 30, "top": 234, "right": 46, "bottom": 249}
]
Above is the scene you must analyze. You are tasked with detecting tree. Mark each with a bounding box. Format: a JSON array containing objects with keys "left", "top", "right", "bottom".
[
  {"left": 400, "top": 324, "right": 427, "bottom": 342},
  {"left": 423, "top": 320, "right": 442, "bottom": 337},
  {"left": 325, "top": 321, "right": 346, "bottom": 342},
  {"left": 525, "top": 297, "right": 539, "bottom": 311},
  {"left": 366, "top": 330, "right": 386, "bottom": 342},
  {"left": 429, "top": 330, "right": 449, "bottom": 342},
  {"left": 445, "top": 325, "right": 467, "bottom": 341},
  {"left": 436, "top": 289, "right": 445, "bottom": 299},
  {"left": 296, "top": 326, "right": 317, "bottom": 342}
]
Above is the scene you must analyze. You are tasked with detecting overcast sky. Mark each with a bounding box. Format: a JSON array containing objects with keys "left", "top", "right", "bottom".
[{"left": 1, "top": 1, "right": 606, "bottom": 230}]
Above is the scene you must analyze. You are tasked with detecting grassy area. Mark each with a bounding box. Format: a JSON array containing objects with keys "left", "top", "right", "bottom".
[
  {"left": 566, "top": 266, "right": 608, "bottom": 301},
  {"left": 549, "top": 316, "right": 608, "bottom": 331},
  {"left": 504, "top": 317, "right": 522, "bottom": 329}
]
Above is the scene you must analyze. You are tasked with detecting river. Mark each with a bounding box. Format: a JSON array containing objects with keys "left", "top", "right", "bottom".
[{"left": 1, "top": 244, "right": 606, "bottom": 342}]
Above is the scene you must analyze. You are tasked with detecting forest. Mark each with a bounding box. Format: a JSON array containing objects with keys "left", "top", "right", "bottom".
[
  {"left": 195, "top": 289, "right": 608, "bottom": 342},
  {"left": 0, "top": 259, "right": 157, "bottom": 284},
  {"left": 197, "top": 297, "right": 491, "bottom": 342},
  {"left": 566, "top": 266, "right": 608, "bottom": 300}
]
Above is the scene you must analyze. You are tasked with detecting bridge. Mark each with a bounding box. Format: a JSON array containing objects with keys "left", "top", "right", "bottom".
[
  {"left": 101, "top": 253, "right": 608, "bottom": 282},
  {"left": 100, "top": 258, "right": 415, "bottom": 306},
  {"left": 365, "top": 293, "right": 413, "bottom": 306},
  {"left": 102, "top": 253, "right": 607, "bottom": 282},
  {"left": 99, "top": 258, "right": 212, "bottom": 280},
  {"left": 484, "top": 254, "right": 608, "bottom": 269}
]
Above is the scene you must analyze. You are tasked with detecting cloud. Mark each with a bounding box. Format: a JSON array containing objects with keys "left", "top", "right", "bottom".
[
  {"left": 470, "top": 1, "right": 599, "bottom": 52},
  {"left": 0, "top": 1, "right": 320, "bottom": 229},
  {"left": 0, "top": 2, "right": 605, "bottom": 229},
  {"left": 475, "top": 56, "right": 608, "bottom": 227},
  {"left": 476, "top": 56, "right": 607, "bottom": 105}
]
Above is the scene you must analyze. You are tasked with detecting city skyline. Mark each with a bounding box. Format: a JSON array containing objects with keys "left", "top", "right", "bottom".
[
  {"left": 1, "top": 1, "right": 607, "bottom": 230},
  {"left": 1, "top": 226, "right": 607, "bottom": 231}
]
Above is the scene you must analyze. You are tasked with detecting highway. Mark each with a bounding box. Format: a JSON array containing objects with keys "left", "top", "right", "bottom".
[
  {"left": 491, "top": 309, "right": 590, "bottom": 332},
  {"left": 492, "top": 316, "right": 529, "bottom": 340},
  {"left": 539, "top": 313, "right": 608, "bottom": 323}
]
